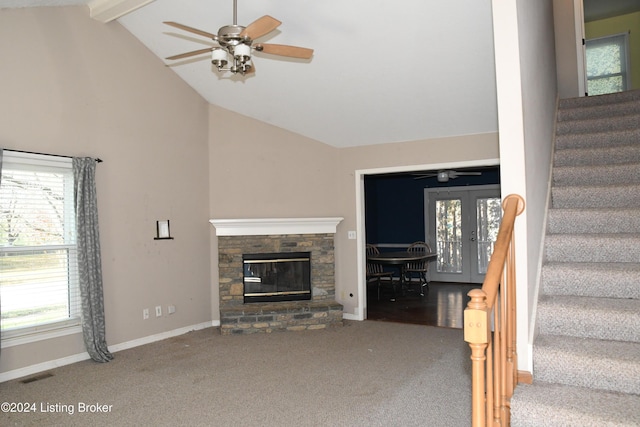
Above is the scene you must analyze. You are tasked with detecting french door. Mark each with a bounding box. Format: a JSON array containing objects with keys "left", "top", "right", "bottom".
[{"left": 424, "top": 186, "right": 501, "bottom": 283}]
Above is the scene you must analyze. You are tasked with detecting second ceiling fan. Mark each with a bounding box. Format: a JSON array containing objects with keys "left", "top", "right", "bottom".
[
  {"left": 413, "top": 170, "right": 482, "bottom": 182},
  {"left": 164, "top": 0, "right": 314, "bottom": 75}
]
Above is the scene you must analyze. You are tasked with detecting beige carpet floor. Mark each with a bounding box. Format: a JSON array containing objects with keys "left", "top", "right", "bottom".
[{"left": 0, "top": 320, "right": 471, "bottom": 426}]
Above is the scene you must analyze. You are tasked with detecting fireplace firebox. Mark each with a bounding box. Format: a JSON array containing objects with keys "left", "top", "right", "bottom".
[{"left": 243, "top": 252, "right": 311, "bottom": 303}]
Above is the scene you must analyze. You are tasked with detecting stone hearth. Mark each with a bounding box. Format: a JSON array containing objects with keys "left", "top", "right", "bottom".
[{"left": 210, "top": 218, "right": 344, "bottom": 335}]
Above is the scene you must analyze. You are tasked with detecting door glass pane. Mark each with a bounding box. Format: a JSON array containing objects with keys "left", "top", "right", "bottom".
[
  {"left": 476, "top": 197, "right": 502, "bottom": 274},
  {"left": 436, "top": 199, "right": 462, "bottom": 273}
]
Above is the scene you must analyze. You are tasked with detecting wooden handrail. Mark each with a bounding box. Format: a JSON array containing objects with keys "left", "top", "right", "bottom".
[{"left": 464, "top": 194, "right": 525, "bottom": 427}]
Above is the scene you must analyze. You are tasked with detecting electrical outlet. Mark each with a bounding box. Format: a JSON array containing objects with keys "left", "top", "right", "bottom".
[
  {"left": 348, "top": 230, "right": 356, "bottom": 239},
  {"left": 155, "top": 305, "right": 162, "bottom": 317},
  {"left": 143, "top": 308, "right": 149, "bottom": 320},
  {"left": 168, "top": 305, "right": 176, "bottom": 315}
]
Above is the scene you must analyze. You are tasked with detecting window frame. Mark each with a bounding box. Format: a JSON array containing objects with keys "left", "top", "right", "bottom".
[
  {"left": 586, "top": 32, "right": 631, "bottom": 95},
  {"left": 0, "top": 152, "right": 82, "bottom": 348}
]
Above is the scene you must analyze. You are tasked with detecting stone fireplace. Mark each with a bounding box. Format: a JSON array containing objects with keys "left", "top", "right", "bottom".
[{"left": 210, "top": 218, "right": 344, "bottom": 335}]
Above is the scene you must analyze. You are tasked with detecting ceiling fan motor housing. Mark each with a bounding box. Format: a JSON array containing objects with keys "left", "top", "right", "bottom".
[{"left": 217, "top": 25, "right": 249, "bottom": 47}]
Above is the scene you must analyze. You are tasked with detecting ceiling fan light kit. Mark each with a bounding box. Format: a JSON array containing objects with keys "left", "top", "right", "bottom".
[
  {"left": 211, "top": 24, "right": 254, "bottom": 75},
  {"left": 164, "top": 0, "right": 313, "bottom": 76}
]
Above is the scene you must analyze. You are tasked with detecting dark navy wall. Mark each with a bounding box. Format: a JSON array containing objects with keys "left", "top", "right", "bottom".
[{"left": 364, "top": 167, "right": 500, "bottom": 246}]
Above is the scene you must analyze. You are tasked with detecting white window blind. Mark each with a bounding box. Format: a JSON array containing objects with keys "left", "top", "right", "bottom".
[
  {"left": 586, "top": 33, "right": 631, "bottom": 96},
  {"left": 0, "top": 152, "right": 81, "bottom": 340}
]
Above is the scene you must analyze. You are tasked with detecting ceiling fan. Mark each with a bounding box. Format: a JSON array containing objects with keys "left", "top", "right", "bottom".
[
  {"left": 413, "top": 170, "right": 482, "bottom": 183},
  {"left": 163, "top": 0, "right": 314, "bottom": 75}
]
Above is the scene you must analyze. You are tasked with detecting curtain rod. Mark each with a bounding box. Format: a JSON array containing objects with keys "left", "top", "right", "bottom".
[{"left": 3, "top": 149, "right": 103, "bottom": 163}]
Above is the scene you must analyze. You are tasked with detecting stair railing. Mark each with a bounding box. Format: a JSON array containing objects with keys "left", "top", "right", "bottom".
[{"left": 464, "top": 194, "right": 525, "bottom": 427}]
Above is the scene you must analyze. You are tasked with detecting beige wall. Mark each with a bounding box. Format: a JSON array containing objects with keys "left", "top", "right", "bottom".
[
  {"left": 208, "top": 105, "right": 341, "bottom": 219},
  {"left": 207, "top": 118, "right": 500, "bottom": 318},
  {"left": 554, "top": 0, "right": 587, "bottom": 98},
  {"left": 0, "top": 7, "right": 210, "bottom": 374}
]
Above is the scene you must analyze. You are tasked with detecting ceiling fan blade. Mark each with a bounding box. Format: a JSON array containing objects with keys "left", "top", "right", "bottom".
[
  {"left": 240, "top": 15, "right": 281, "bottom": 39},
  {"left": 256, "top": 43, "right": 314, "bottom": 59},
  {"left": 163, "top": 21, "right": 216, "bottom": 39},
  {"left": 450, "top": 171, "right": 482, "bottom": 177},
  {"left": 166, "top": 47, "right": 214, "bottom": 61}
]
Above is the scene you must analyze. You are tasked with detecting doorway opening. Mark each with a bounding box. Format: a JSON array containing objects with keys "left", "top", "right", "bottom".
[{"left": 355, "top": 160, "right": 500, "bottom": 321}]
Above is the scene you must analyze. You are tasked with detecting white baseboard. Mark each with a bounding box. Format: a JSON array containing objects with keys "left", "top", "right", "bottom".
[
  {"left": 342, "top": 313, "right": 362, "bottom": 321},
  {"left": 0, "top": 352, "right": 93, "bottom": 384},
  {"left": 108, "top": 321, "right": 215, "bottom": 352},
  {"left": 0, "top": 320, "right": 219, "bottom": 383}
]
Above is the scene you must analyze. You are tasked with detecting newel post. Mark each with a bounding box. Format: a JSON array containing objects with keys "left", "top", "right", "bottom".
[{"left": 465, "top": 288, "right": 489, "bottom": 427}]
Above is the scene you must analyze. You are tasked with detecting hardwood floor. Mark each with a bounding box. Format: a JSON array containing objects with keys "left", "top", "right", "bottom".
[{"left": 366, "top": 281, "right": 481, "bottom": 329}]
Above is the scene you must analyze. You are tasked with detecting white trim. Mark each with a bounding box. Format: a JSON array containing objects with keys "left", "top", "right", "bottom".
[
  {"left": 209, "top": 217, "right": 343, "bottom": 236},
  {"left": 108, "top": 321, "right": 215, "bottom": 352},
  {"left": 356, "top": 159, "right": 498, "bottom": 176},
  {"left": 1, "top": 324, "right": 82, "bottom": 348},
  {"left": 88, "top": 0, "right": 156, "bottom": 23},
  {"left": 355, "top": 171, "right": 367, "bottom": 320},
  {"left": 0, "top": 352, "right": 93, "bottom": 384},
  {"left": 0, "top": 154, "right": 81, "bottom": 341},
  {"left": 2, "top": 150, "right": 72, "bottom": 169},
  {"left": 342, "top": 313, "right": 360, "bottom": 321},
  {"left": 0, "top": 321, "right": 217, "bottom": 383},
  {"left": 574, "top": 0, "right": 587, "bottom": 97}
]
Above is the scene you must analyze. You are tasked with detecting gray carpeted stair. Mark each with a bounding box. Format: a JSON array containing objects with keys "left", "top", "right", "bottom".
[{"left": 511, "top": 90, "right": 640, "bottom": 427}]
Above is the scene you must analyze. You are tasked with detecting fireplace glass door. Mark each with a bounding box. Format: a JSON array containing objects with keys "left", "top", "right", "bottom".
[{"left": 243, "top": 252, "right": 311, "bottom": 303}]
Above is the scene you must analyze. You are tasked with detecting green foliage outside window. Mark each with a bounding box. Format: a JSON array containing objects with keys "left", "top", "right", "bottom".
[{"left": 586, "top": 34, "right": 629, "bottom": 96}]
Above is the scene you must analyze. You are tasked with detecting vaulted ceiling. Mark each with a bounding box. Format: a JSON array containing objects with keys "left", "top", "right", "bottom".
[{"left": 3, "top": 0, "right": 636, "bottom": 148}]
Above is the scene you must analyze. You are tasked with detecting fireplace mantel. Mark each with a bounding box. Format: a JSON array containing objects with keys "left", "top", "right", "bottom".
[{"left": 209, "top": 217, "right": 343, "bottom": 236}]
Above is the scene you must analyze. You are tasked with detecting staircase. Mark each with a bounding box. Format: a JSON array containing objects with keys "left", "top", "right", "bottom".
[{"left": 511, "top": 90, "right": 640, "bottom": 426}]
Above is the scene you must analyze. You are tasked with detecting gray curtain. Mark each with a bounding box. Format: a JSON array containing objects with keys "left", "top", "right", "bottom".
[
  {"left": 73, "top": 157, "right": 113, "bottom": 363},
  {"left": 0, "top": 149, "right": 2, "bottom": 355}
]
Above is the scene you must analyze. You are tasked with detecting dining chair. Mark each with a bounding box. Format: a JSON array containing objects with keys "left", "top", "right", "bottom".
[
  {"left": 366, "top": 244, "right": 395, "bottom": 300},
  {"left": 404, "top": 241, "right": 432, "bottom": 296}
]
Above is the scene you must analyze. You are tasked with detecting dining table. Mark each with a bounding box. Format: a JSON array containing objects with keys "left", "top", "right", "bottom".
[{"left": 366, "top": 251, "right": 437, "bottom": 301}]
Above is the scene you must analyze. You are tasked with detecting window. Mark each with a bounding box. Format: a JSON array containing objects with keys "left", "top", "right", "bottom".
[
  {"left": 0, "top": 152, "right": 81, "bottom": 344},
  {"left": 586, "top": 33, "right": 631, "bottom": 96}
]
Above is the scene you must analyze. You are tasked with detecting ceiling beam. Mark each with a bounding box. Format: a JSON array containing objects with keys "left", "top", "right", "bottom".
[{"left": 88, "top": 0, "right": 155, "bottom": 23}]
